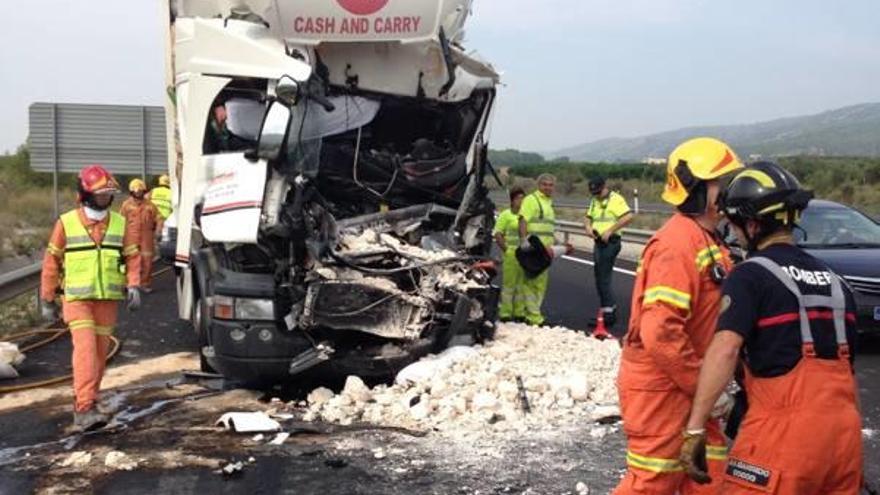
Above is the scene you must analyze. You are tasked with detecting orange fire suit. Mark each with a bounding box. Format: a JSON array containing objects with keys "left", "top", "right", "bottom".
[
  {"left": 41, "top": 207, "right": 141, "bottom": 413},
  {"left": 120, "top": 197, "right": 159, "bottom": 288},
  {"left": 613, "top": 213, "right": 732, "bottom": 495},
  {"left": 718, "top": 256, "right": 862, "bottom": 494}
]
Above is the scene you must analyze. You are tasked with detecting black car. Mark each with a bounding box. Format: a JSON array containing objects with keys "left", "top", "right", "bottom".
[{"left": 795, "top": 200, "right": 880, "bottom": 333}]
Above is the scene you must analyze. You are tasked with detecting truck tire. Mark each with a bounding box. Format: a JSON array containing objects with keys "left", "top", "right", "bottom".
[{"left": 193, "top": 292, "right": 216, "bottom": 373}]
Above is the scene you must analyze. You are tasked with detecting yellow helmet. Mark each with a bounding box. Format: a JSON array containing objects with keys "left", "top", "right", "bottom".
[
  {"left": 662, "top": 137, "right": 744, "bottom": 208},
  {"left": 158, "top": 174, "right": 170, "bottom": 187},
  {"left": 128, "top": 178, "right": 147, "bottom": 192}
]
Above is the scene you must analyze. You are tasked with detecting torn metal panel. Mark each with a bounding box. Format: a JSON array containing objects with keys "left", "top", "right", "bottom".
[
  {"left": 300, "top": 280, "right": 427, "bottom": 339},
  {"left": 335, "top": 203, "right": 458, "bottom": 238}
]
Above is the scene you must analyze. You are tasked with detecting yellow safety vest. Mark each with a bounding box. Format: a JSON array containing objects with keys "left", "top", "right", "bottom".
[
  {"left": 587, "top": 191, "right": 631, "bottom": 236},
  {"left": 150, "top": 186, "right": 172, "bottom": 219},
  {"left": 493, "top": 209, "right": 521, "bottom": 252},
  {"left": 61, "top": 210, "right": 128, "bottom": 301},
  {"left": 521, "top": 192, "right": 556, "bottom": 245}
]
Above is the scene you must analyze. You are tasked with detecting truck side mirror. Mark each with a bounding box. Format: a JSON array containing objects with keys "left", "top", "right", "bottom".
[
  {"left": 255, "top": 101, "right": 291, "bottom": 161},
  {"left": 276, "top": 76, "right": 300, "bottom": 106}
]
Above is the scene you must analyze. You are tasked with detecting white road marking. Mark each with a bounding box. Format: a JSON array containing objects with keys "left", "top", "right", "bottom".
[{"left": 561, "top": 255, "right": 638, "bottom": 277}]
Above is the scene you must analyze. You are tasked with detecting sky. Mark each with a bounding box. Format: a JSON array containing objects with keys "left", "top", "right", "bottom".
[{"left": 1, "top": 0, "right": 878, "bottom": 154}]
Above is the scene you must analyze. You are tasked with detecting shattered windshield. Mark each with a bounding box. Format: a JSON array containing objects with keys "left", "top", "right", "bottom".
[
  {"left": 225, "top": 97, "right": 267, "bottom": 140},
  {"left": 285, "top": 95, "right": 381, "bottom": 177}
]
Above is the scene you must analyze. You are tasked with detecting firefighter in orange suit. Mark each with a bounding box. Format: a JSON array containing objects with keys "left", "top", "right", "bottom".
[
  {"left": 613, "top": 137, "right": 744, "bottom": 494},
  {"left": 120, "top": 178, "right": 160, "bottom": 292},
  {"left": 40, "top": 165, "right": 142, "bottom": 432},
  {"left": 680, "top": 161, "right": 862, "bottom": 494}
]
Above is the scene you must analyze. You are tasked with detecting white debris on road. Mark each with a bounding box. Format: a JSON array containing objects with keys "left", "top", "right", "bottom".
[
  {"left": 864, "top": 429, "right": 877, "bottom": 440},
  {"left": 104, "top": 451, "right": 138, "bottom": 471},
  {"left": 269, "top": 432, "right": 290, "bottom": 445},
  {"left": 0, "top": 342, "right": 26, "bottom": 379},
  {"left": 302, "top": 323, "right": 621, "bottom": 437},
  {"left": 60, "top": 451, "right": 93, "bottom": 468},
  {"left": 216, "top": 412, "right": 281, "bottom": 433}
]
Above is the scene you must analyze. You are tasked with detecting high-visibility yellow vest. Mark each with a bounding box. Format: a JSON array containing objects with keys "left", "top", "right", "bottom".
[
  {"left": 61, "top": 210, "right": 127, "bottom": 301},
  {"left": 493, "top": 209, "right": 521, "bottom": 252},
  {"left": 587, "top": 191, "right": 631, "bottom": 235},
  {"left": 520, "top": 191, "right": 556, "bottom": 245},
  {"left": 150, "top": 186, "right": 172, "bottom": 219}
]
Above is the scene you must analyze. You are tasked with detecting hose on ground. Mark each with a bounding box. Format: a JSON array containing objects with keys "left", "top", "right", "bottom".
[
  {"left": 0, "top": 265, "right": 172, "bottom": 394},
  {"left": 0, "top": 327, "right": 121, "bottom": 394}
]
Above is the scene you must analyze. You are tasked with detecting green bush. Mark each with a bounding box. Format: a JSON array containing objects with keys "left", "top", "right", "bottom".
[{"left": 506, "top": 156, "right": 880, "bottom": 216}]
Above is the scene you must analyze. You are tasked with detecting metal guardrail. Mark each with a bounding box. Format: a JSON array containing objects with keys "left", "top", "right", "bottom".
[
  {"left": 555, "top": 219, "right": 653, "bottom": 246},
  {"left": 552, "top": 199, "right": 669, "bottom": 216},
  {"left": 488, "top": 192, "right": 671, "bottom": 216},
  {"left": 0, "top": 262, "right": 42, "bottom": 305}
]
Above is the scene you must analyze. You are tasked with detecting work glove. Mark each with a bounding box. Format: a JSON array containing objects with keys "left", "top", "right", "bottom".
[
  {"left": 126, "top": 287, "right": 142, "bottom": 312},
  {"left": 711, "top": 391, "right": 734, "bottom": 419},
  {"left": 680, "top": 429, "right": 712, "bottom": 485},
  {"left": 40, "top": 300, "right": 59, "bottom": 322}
]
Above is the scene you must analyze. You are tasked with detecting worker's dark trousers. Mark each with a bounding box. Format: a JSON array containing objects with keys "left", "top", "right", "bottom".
[{"left": 593, "top": 236, "right": 621, "bottom": 311}]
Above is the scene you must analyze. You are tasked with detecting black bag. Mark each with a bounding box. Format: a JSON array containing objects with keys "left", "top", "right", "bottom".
[{"left": 515, "top": 235, "right": 552, "bottom": 278}]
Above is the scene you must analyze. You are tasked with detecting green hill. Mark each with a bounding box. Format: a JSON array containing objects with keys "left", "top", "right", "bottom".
[{"left": 548, "top": 102, "right": 880, "bottom": 162}]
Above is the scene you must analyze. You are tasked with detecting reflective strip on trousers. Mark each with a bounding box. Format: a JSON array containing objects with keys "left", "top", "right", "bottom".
[
  {"left": 626, "top": 444, "right": 727, "bottom": 473},
  {"left": 95, "top": 325, "right": 114, "bottom": 335},
  {"left": 69, "top": 319, "right": 96, "bottom": 331},
  {"left": 625, "top": 451, "right": 683, "bottom": 473}
]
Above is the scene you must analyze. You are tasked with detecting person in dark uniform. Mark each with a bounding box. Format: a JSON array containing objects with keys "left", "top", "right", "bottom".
[
  {"left": 679, "top": 161, "right": 863, "bottom": 494},
  {"left": 584, "top": 176, "right": 633, "bottom": 327}
]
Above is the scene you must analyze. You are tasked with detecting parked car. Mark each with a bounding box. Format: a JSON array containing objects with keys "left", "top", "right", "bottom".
[
  {"left": 795, "top": 200, "right": 880, "bottom": 334},
  {"left": 725, "top": 199, "right": 880, "bottom": 333}
]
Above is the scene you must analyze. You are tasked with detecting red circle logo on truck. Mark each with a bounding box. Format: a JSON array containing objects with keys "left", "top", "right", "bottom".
[{"left": 337, "top": 0, "right": 389, "bottom": 16}]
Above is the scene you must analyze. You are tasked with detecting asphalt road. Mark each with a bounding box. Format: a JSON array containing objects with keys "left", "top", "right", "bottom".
[
  {"left": 1, "top": 253, "right": 878, "bottom": 492},
  {"left": 545, "top": 251, "right": 880, "bottom": 485}
]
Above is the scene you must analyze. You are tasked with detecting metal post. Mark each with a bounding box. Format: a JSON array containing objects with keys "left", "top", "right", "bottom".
[
  {"left": 140, "top": 106, "right": 148, "bottom": 180},
  {"left": 51, "top": 104, "right": 59, "bottom": 218},
  {"left": 633, "top": 188, "right": 640, "bottom": 215}
]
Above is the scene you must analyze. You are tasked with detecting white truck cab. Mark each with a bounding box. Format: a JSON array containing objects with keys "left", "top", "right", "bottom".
[{"left": 161, "top": 0, "right": 501, "bottom": 383}]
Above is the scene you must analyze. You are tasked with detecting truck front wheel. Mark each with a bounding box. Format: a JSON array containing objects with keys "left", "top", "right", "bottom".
[{"left": 193, "top": 292, "right": 215, "bottom": 373}]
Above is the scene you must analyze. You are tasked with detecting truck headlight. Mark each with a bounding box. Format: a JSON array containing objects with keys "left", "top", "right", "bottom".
[{"left": 235, "top": 298, "right": 275, "bottom": 321}]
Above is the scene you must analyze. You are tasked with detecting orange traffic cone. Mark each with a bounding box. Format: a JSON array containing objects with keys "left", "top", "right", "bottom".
[{"left": 592, "top": 309, "right": 613, "bottom": 340}]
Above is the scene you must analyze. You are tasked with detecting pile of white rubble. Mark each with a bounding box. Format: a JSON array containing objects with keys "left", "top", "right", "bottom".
[{"left": 302, "top": 323, "right": 621, "bottom": 436}]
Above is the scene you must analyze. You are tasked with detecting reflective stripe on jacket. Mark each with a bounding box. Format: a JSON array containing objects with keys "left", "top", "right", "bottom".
[
  {"left": 61, "top": 210, "right": 128, "bottom": 301},
  {"left": 621, "top": 213, "right": 732, "bottom": 395},
  {"left": 519, "top": 191, "right": 555, "bottom": 245},
  {"left": 493, "top": 208, "right": 521, "bottom": 251},
  {"left": 587, "top": 191, "right": 630, "bottom": 235}
]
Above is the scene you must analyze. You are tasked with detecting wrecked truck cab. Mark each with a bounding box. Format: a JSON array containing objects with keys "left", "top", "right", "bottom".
[
  {"left": 165, "top": 0, "right": 501, "bottom": 385},
  {"left": 195, "top": 95, "right": 500, "bottom": 384}
]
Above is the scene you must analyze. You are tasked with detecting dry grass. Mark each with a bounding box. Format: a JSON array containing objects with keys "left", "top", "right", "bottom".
[
  {"left": 0, "top": 187, "right": 75, "bottom": 260},
  {"left": 0, "top": 187, "right": 75, "bottom": 336},
  {"left": 0, "top": 290, "right": 41, "bottom": 339}
]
